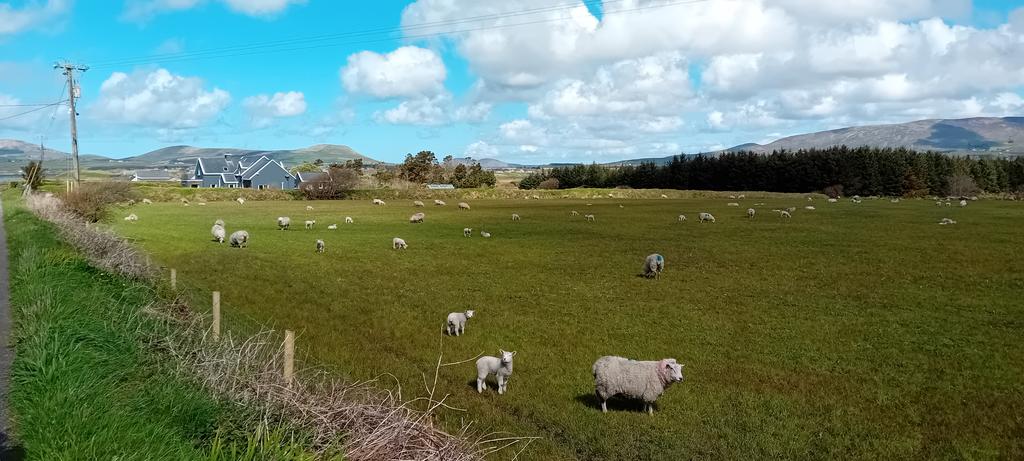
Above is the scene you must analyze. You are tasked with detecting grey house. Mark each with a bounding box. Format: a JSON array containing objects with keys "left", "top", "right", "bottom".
[
  {"left": 182, "top": 155, "right": 296, "bottom": 189},
  {"left": 130, "top": 169, "right": 174, "bottom": 182}
]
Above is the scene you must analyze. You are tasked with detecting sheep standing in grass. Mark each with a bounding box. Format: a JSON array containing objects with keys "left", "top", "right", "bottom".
[
  {"left": 960, "top": 199, "right": 968, "bottom": 207},
  {"left": 410, "top": 212, "right": 425, "bottom": 223},
  {"left": 585, "top": 214, "right": 596, "bottom": 222},
  {"left": 434, "top": 199, "right": 446, "bottom": 206},
  {"left": 306, "top": 205, "right": 314, "bottom": 211},
  {"left": 828, "top": 198, "right": 838, "bottom": 203},
  {"left": 315, "top": 239, "right": 325, "bottom": 253},
  {"left": 698, "top": 212, "right": 715, "bottom": 223},
  {"left": 463, "top": 228, "right": 472, "bottom": 237},
  {"left": 780, "top": 211, "right": 792, "bottom": 218},
  {"left": 327, "top": 224, "right": 338, "bottom": 230},
  {"left": 229, "top": 230, "right": 249, "bottom": 248},
  {"left": 643, "top": 254, "right": 665, "bottom": 279},
  {"left": 124, "top": 213, "right": 138, "bottom": 222},
  {"left": 198, "top": 202, "right": 207, "bottom": 206},
  {"left": 738, "top": 194, "right": 746, "bottom": 199},
  {"left": 214, "top": 219, "right": 225, "bottom": 228},
  {"left": 747, "top": 208, "right": 755, "bottom": 219},
  {"left": 727, "top": 202, "right": 739, "bottom": 207},
  {"left": 660, "top": 194, "right": 668, "bottom": 198},
  {"left": 786, "top": 207, "right": 797, "bottom": 213},
  {"left": 480, "top": 231, "right": 492, "bottom": 238},
  {"left": 677, "top": 214, "right": 687, "bottom": 222},
  {"left": 476, "top": 350, "right": 515, "bottom": 394},
  {"left": 278, "top": 216, "right": 291, "bottom": 230},
  {"left": 458, "top": 202, "right": 471, "bottom": 210},
  {"left": 445, "top": 310, "right": 475, "bottom": 336},
  {"left": 939, "top": 218, "right": 957, "bottom": 225},
  {"left": 511, "top": 213, "right": 521, "bottom": 221},
  {"left": 592, "top": 356, "right": 684, "bottom": 414},
  {"left": 373, "top": 198, "right": 385, "bottom": 206},
  {"left": 393, "top": 237, "right": 407, "bottom": 249},
  {"left": 413, "top": 200, "right": 425, "bottom": 207},
  {"left": 142, "top": 198, "right": 153, "bottom": 204},
  {"left": 236, "top": 197, "right": 245, "bottom": 205},
  {"left": 304, "top": 220, "right": 316, "bottom": 230},
  {"left": 345, "top": 216, "right": 354, "bottom": 224},
  {"left": 211, "top": 224, "right": 226, "bottom": 243},
  {"left": 571, "top": 210, "right": 580, "bottom": 216},
  {"left": 805, "top": 206, "right": 816, "bottom": 210}
]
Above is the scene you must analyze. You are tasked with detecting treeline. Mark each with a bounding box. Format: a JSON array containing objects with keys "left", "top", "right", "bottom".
[
  {"left": 519, "top": 147, "right": 1024, "bottom": 197},
  {"left": 373, "top": 151, "right": 497, "bottom": 188}
]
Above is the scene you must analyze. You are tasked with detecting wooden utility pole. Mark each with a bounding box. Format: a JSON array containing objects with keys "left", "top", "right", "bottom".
[{"left": 55, "top": 62, "right": 87, "bottom": 189}]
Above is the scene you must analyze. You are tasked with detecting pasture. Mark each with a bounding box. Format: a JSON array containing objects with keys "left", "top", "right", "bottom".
[{"left": 110, "top": 195, "right": 1024, "bottom": 460}]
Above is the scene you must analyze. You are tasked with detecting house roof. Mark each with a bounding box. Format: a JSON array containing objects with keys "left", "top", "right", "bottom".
[
  {"left": 216, "top": 173, "right": 239, "bottom": 184},
  {"left": 297, "top": 171, "right": 330, "bottom": 183},
  {"left": 133, "top": 169, "right": 172, "bottom": 180},
  {"left": 197, "top": 157, "right": 239, "bottom": 175},
  {"left": 239, "top": 156, "right": 272, "bottom": 180}
]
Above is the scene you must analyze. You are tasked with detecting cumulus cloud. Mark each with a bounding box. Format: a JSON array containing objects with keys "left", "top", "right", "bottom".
[
  {"left": 92, "top": 68, "right": 231, "bottom": 128},
  {"left": 242, "top": 91, "right": 306, "bottom": 127},
  {"left": 464, "top": 140, "right": 498, "bottom": 158},
  {"left": 373, "top": 95, "right": 448, "bottom": 126},
  {"left": 0, "top": 0, "right": 70, "bottom": 35},
  {"left": 122, "top": 0, "right": 303, "bottom": 21},
  {"left": 0, "top": 93, "right": 57, "bottom": 130},
  {"left": 341, "top": 46, "right": 446, "bottom": 99}
]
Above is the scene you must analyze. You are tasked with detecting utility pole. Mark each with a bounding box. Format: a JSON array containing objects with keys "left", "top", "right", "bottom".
[{"left": 55, "top": 61, "right": 87, "bottom": 189}]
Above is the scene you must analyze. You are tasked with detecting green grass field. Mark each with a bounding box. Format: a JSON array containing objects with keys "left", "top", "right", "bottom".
[{"left": 109, "top": 195, "right": 1024, "bottom": 460}]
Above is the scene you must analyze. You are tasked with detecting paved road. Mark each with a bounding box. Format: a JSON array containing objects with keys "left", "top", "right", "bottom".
[{"left": 0, "top": 200, "right": 15, "bottom": 455}]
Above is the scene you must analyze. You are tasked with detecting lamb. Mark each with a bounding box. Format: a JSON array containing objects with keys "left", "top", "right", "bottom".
[
  {"left": 643, "top": 253, "right": 665, "bottom": 279},
  {"left": 211, "top": 224, "right": 226, "bottom": 243},
  {"left": 278, "top": 216, "right": 291, "bottom": 230},
  {"left": 315, "top": 239, "right": 325, "bottom": 253},
  {"left": 142, "top": 198, "right": 153, "bottom": 204},
  {"left": 445, "top": 310, "right": 475, "bottom": 336},
  {"left": 698, "top": 212, "right": 715, "bottom": 223},
  {"left": 592, "top": 356, "right": 684, "bottom": 414},
  {"left": 939, "top": 217, "right": 957, "bottom": 225},
  {"left": 304, "top": 220, "right": 316, "bottom": 230},
  {"left": 959, "top": 199, "right": 968, "bottom": 207},
  {"left": 393, "top": 237, "right": 407, "bottom": 249},
  {"left": 585, "top": 214, "right": 596, "bottom": 222},
  {"left": 727, "top": 202, "right": 739, "bottom": 207},
  {"left": 463, "top": 228, "right": 472, "bottom": 237},
  {"left": 229, "top": 230, "right": 249, "bottom": 248},
  {"left": 571, "top": 210, "right": 580, "bottom": 216},
  {"left": 236, "top": 197, "right": 245, "bottom": 205},
  {"left": 327, "top": 224, "right": 338, "bottom": 230},
  {"left": 373, "top": 198, "right": 386, "bottom": 206},
  {"left": 480, "top": 231, "right": 492, "bottom": 238},
  {"left": 747, "top": 208, "right": 755, "bottom": 219},
  {"left": 345, "top": 216, "right": 354, "bottom": 224},
  {"left": 410, "top": 212, "right": 425, "bottom": 223},
  {"left": 458, "top": 202, "right": 471, "bottom": 210},
  {"left": 511, "top": 213, "right": 521, "bottom": 221},
  {"left": 413, "top": 200, "right": 425, "bottom": 207},
  {"left": 124, "top": 213, "right": 138, "bottom": 222},
  {"left": 780, "top": 210, "right": 792, "bottom": 218},
  {"left": 476, "top": 350, "right": 515, "bottom": 394},
  {"left": 434, "top": 199, "right": 446, "bottom": 206},
  {"left": 677, "top": 214, "right": 687, "bottom": 222},
  {"left": 306, "top": 205, "right": 314, "bottom": 211}
]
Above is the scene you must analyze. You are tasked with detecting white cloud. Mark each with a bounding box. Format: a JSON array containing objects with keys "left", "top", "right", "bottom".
[
  {"left": 453, "top": 102, "right": 492, "bottom": 123},
  {"left": 122, "top": 0, "right": 303, "bottom": 21},
  {"left": 374, "top": 95, "right": 448, "bottom": 126},
  {"left": 0, "top": 0, "right": 70, "bottom": 35},
  {"left": 221, "top": 0, "right": 304, "bottom": 16},
  {"left": 242, "top": 91, "right": 306, "bottom": 127},
  {"left": 92, "top": 68, "right": 231, "bottom": 129},
  {"left": 464, "top": 140, "right": 498, "bottom": 158},
  {"left": 341, "top": 46, "right": 446, "bottom": 99},
  {"left": 0, "top": 93, "right": 57, "bottom": 130}
]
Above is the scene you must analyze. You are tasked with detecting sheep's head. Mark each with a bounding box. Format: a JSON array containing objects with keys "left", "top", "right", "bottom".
[
  {"left": 660, "top": 359, "right": 684, "bottom": 382},
  {"left": 499, "top": 350, "right": 515, "bottom": 364},
  {"left": 465, "top": 310, "right": 475, "bottom": 318}
]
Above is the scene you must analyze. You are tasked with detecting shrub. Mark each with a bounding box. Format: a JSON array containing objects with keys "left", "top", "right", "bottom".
[
  {"left": 299, "top": 167, "right": 360, "bottom": 200},
  {"left": 62, "top": 182, "right": 137, "bottom": 222},
  {"left": 537, "top": 178, "right": 560, "bottom": 190},
  {"left": 823, "top": 184, "right": 844, "bottom": 198},
  {"left": 21, "top": 160, "right": 44, "bottom": 190},
  {"left": 518, "top": 173, "right": 545, "bottom": 190},
  {"left": 947, "top": 174, "right": 980, "bottom": 198}
]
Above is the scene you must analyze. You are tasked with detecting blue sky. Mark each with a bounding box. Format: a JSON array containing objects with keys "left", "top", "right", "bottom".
[{"left": 1, "top": 0, "right": 1023, "bottom": 163}]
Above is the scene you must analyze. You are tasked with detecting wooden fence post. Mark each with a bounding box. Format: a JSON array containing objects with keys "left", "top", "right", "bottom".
[
  {"left": 284, "top": 330, "right": 295, "bottom": 385},
  {"left": 170, "top": 268, "right": 176, "bottom": 290},
  {"left": 212, "top": 291, "right": 221, "bottom": 341}
]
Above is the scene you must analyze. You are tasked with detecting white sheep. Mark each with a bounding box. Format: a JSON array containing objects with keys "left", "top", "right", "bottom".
[
  {"left": 780, "top": 210, "right": 792, "bottom": 218},
  {"left": 728, "top": 195, "right": 736, "bottom": 199},
  {"left": 852, "top": 198, "right": 863, "bottom": 204},
  {"left": 393, "top": 237, "right": 407, "bottom": 249},
  {"left": 463, "top": 228, "right": 472, "bottom": 237},
  {"left": 698, "top": 212, "right": 715, "bottom": 223},
  {"left": 643, "top": 253, "right": 664, "bottom": 279},
  {"left": 142, "top": 198, "right": 153, "bottom": 204},
  {"left": 315, "top": 239, "right": 325, "bottom": 253},
  {"left": 592, "top": 356, "right": 684, "bottom": 414},
  {"left": 304, "top": 220, "right": 316, "bottom": 230},
  {"left": 660, "top": 194, "right": 668, "bottom": 198},
  {"left": 236, "top": 197, "right": 245, "bottom": 205},
  {"left": 747, "top": 208, "right": 755, "bottom": 219},
  {"left": 277, "top": 216, "right": 291, "bottom": 230},
  {"left": 458, "top": 202, "right": 471, "bottom": 210},
  {"left": 786, "top": 207, "right": 796, "bottom": 213},
  {"left": 571, "top": 210, "right": 580, "bottom": 216},
  {"left": 445, "top": 310, "right": 475, "bottom": 336},
  {"left": 737, "top": 194, "right": 746, "bottom": 199},
  {"left": 677, "top": 214, "right": 687, "bottom": 222},
  {"left": 960, "top": 199, "right": 968, "bottom": 207},
  {"left": 511, "top": 213, "right": 521, "bottom": 221},
  {"left": 345, "top": 216, "right": 354, "bottom": 224},
  {"left": 480, "top": 231, "right": 491, "bottom": 238},
  {"left": 413, "top": 200, "right": 425, "bottom": 207},
  {"left": 327, "top": 224, "right": 338, "bottom": 230},
  {"left": 124, "top": 213, "right": 138, "bottom": 222},
  {"left": 585, "top": 214, "right": 596, "bottom": 222},
  {"left": 198, "top": 202, "right": 206, "bottom": 206},
  {"left": 211, "top": 224, "right": 225, "bottom": 243},
  {"left": 531, "top": 194, "right": 540, "bottom": 200},
  {"left": 306, "top": 205, "right": 314, "bottom": 211},
  {"left": 434, "top": 199, "right": 446, "bottom": 206},
  {"left": 804, "top": 206, "right": 816, "bottom": 210},
  {"left": 890, "top": 198, "right": 900, "bottom": 203},
  {"left": 939, "top": 217, "right": 957, "bottom": 225},
  {"left": 827, "top": 198, "right": 838, "bottom": 203},
  {"left": 214, "top": 219, "right": 225, "bottom": 228},
  {"left": 410, "top": 212, "right": 425, "bottom": 223},
  {"left": 229, "top": 230, "right": 249, "bottom": 248},
  {"left": 373, "top": 198, "right": 385, "bottom": 206},
  {"left": 727, "top": 202, "right": 739, "bottom": 207},
  {"left": 181, "top": 198, "right": 190, "bottom": 205},
  {"left": 476, "top": 350, "right": 515, "bottom": 394}
]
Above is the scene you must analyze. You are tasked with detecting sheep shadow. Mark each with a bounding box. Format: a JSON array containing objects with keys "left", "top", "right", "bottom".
[
  {"left": 574, "top": 393, "right": 653, "bottom": 413},
  {"left": 0, "top": 432, "right": 26, "bottom": 461}
]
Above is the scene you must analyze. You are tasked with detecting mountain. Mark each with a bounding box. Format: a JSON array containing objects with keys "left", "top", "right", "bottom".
[
  {"left": 447, "top": 157, "right": 523, "bottom": 169},
  {"left": 726, "top": 117, "right": 1024, "bottom": 153},
  {"left": 122, "top": 144, "right": 379, "bottom": 169}
]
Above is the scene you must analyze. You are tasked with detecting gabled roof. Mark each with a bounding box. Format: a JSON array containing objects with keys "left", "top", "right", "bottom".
[
  {"left": 196, "top": 157, "right": 239, "bottom": 176},
  {"left": 240, "top": 156, "right": 272, "bottom": 180},
  {"left": 297, "top": 171, "right": 330, "bottom": 183},
  {"left": 216, "top": 173, "right": 238, "bottom": 184}
]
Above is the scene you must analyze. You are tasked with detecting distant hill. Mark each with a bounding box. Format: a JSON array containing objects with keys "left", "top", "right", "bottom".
[
  {"left": 726, "top": 117, "right": 1024, "bottom": 153},
  {"left": 122, "top": 144, "right": 379, "bottom": 169},
  {"left": 447, "top": 157, "right": 523, "bottom": 169}
]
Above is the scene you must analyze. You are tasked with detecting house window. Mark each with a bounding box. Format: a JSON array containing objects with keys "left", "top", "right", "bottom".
[
  {"left": 210, "top": 184, "right": 218, "bottom": 188},
  {"left": 258, "top": 184, "right": 268, "bottom": 190}
]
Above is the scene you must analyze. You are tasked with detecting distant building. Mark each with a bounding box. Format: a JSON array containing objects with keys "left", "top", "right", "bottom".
[
  {"left": 427, "top": 183, "right": 455, "bottom": 190},
  {"left": 130, "top": 169, "right": 174, "bottom": 182},
  {"left": 181, "top": 155, "right": 296, "bottom": 189},
  {"left": 296, "top": 171, "right": 331, "bottom": 191}
]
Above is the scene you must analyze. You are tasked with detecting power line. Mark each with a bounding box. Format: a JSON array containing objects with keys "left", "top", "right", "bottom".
[
  {"left": 0, "top": 101, "right": 65, "bottom": 122},
  {"left": 0, "top": 102, "right": 64, "bottom": 107}
]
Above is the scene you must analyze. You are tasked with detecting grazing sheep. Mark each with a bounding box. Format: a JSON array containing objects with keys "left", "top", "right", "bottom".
[
  {"left": 181, "top": 198, "right": 190, "bottom": 205},
  {"left": 585, "top": 214, "right": 596, "bottom": 222},
  {"left": 807, "top": 196, "right": 814, "bottom": 201},
  {"left": 945, "top": 201, "right": 952, "bottom": 207},
  {"left": 780, "top": 211, "right": 792, "bottom": 218},
  {"left": 327, "top": 224, "right": 338, "bottom": 230},
  {"left": 345, "top": 216, "right": 354, "bottom": 224},
  {"left": 939, "top": 218, "right": 957, "bottom": 225},
  {"left": 970, "top": 196, "right": 978, "bottom": 201},
  {"left": 677, "top": 214, "right": 687, "bottom": 222},
  {"left": 852, "top": 198, "right": 862, "bottom": 204},
  {"left": 728, "top": 195, "right": 736, "bottom": 199},
  {"left": 410, "top": 212, "right": 425, "bottom": 223},
  {"left": 315, "top": 239, "right": 325, "bottom": 253},
  {"left": 476, "top": 350, "right": 515, "bottom": 394},
  {"left": 229, "top": 230, "right": 249, "bottom": 248},
  {"left": 480, "top": 231, "right": 492, "bottom": 238},
  {"left": 786, "top": 207, "right": 796, "bottom": 213},
  {"left": 393, "top": 237, "right": 407, "bottom": 249},
  {"left": 804, "top": 206, "right": 816, "bottom": 210},
  {"left": 236, "top": 197, "right": 245, "bottom": 205},
  {"left": 737, "top": 194, "right": 746, "bottom": 199},
  {"left": 698, "top": 212, "right": 715, "bottom": 223},
  {"left": 592, "top": 356, "right": 684, "bottom": 414},
  {"left": 511, "top": 213, "right": 521, "bottom": 221},
  {"left": 960, "top": 199, "right": 967, "bottom": 207},
  {"left": 124, "top": 213, "right": 138, "bottom": 222},
  {"left": 373, "top": 198, "right": 385, "bottom": 206},
  {"left": 434, "top": 199, "right": 446, "bottom": 206},
  {"left": 304, "top": 220, "right": 316, "bottom": 230},
  {"left": 211, "top": 224, "right": 225, "bottom": 243},
  {"left": 643, "top": 253, "right": 665, "bottom": 279},
  {"left": 458, "top": 202, "right": 471, "bottom": 210},
  {"left": 198, "top": 202, "right": 207, "bottom": 206},
  {"left": 214, "top": 219, "right": 225, "bottom": 228},
  {"left": 571, "top": 210, "right": 580, "bottom": 216},
  {"left": 127, "top": 199, "right": 136, "bottom": 206},
  {"left": 890, "top": 198, "right": 900, "bottom": 203},
  {"left": 278, "top": 216, "right": 291, "bottom": 230},
  {"left": 660, "top": 194, "right": 668, "bottom": 198},
  {"left": 445, "top": 310, "right": 475, "bottom": 336},
  {"left": 142, "top": 198, "right": 153, "bottom": 204},
  {"left": 531, "top": 194, "right": 540, "bottom": 200},
  {"left": 463, "top": 228, "right": 472, "bottom": 237},
  {"left": 413, "top": 200, "right": 425, "bottom": 207},
  {"left": 727, "top": 202, "right": 739, "bottom": 207},
  {"left": 747, "top": 208, "right": 755, "bottom": 219},
  {"left": 827, "top": 198, "right": 838, "bottom": 203},
  {"left": 306, "top": 205, "right": 314, "bottom": 211},
  {"left": 935, "top": 201, "right": 943, "bottom": 206}
]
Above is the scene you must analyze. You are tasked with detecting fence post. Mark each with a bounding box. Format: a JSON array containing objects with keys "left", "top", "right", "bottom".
[
  {"left": 170, "top": 268, "right": 176, "bottom": 290},
  {"left": 284, "top": 330, "right": 295, "bottom": 385},
  {"left": 212, "top": 291, "right": 221, "bottom": 341}
]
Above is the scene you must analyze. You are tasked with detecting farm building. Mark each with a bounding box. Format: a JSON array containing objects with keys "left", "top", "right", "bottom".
[
  {"left": 181, "top": 155, "right": 296, "bottom": 189},
  {"left": 130, "top": 169, "right": 175, "bottom": 182}
]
